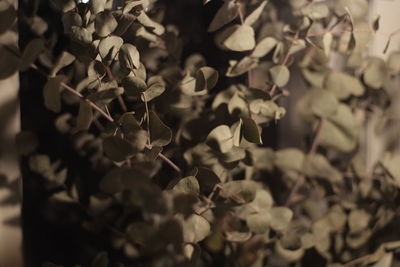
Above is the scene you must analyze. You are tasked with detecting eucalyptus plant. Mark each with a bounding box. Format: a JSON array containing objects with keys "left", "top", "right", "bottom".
[{"left": 2, "top": 0, "right": 400, "bottom": 266}]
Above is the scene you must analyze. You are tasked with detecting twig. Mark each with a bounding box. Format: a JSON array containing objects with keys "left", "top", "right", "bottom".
[
  {"left": 31, "top": 64, "right": 182, "bottom": 173},
  {"left": 285, "top": 119, "right": 324, "bottom": 206}
]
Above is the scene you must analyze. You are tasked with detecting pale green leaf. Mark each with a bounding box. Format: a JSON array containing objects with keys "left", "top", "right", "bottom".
[
  {"left": 205, "top": 125, "right": 233, "bottom": 153},
  {"left": 269, "top": 65, "right": 290, "bottom": 87},
  {"left": 208, "top": 1, "right": 239, "bottom": 32},
  {"left": 95, "top": 11, "right": 118, "bottom": 37}
]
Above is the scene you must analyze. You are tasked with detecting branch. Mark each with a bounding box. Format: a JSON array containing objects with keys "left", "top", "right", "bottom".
[{"left": 31, "top": 64, "right": 182, "bottom": 174}]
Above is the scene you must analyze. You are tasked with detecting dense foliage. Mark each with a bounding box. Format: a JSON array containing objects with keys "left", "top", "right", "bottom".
[{"left": 2, "top": 0, "right": 400, "bottom": 266}]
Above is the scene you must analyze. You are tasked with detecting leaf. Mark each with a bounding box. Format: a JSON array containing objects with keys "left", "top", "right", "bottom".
[
  {"left": 269, "top": 65, "right": 290, "bottom": 87},
  {"left": 52, "top": 0, "right": 76, "bottom": 12},
  {"left": 75, "top": 100, "right": 93, "bottom": 131},
  {"left": 206, "top": 125, "right": 234, "bottom": 153},
  {"left": 323, "top": 32, "right": 333, "bottom": 57},
  {"left": 103, "top": 136, "right": 137, "bottom": 162},
  {"left": 70, "top": 26, "right": 92, "bottom": 44},
  {"left": 18, "top": 39, "right": 44, "bottom": 71},
  {"left": 319, "top": 104, "right": 360, "bottom": 152},
  {"left": 269, "top": 207, "right": 293, "bottom": 232},
  {"left": 95, "top": 11, "right": 118, "bottom": 37},
  {"left": 136, "top": 12, "right": 165, "bottom": 35},
  {"left": 15, "top": 131, "right": 38, "bottom": 156},
  {"left": 220, "top": 25, "right": 256, "bottom": 52},
  {"left": 380, "top": 152, "right": 400, "bottom": 185},
  {"left": 347, "top": 32, "right": 356, "bottom": 52},
  {"left": 0, "top": 5, "right": 16, "bottom": 34},
  {"left": 91, "top": 251, "right": 108, "bottom": 267},
  {"left": 244, "top": 0, "right": 268, "bottom": 26},
  {"left": 142, "top": 76, "right": 166, "bottom": 101},
  {"left": 275, "top": 148, "right": 305, "bottom": 173},
  {"left": 246, "top": 213, "right": 270, "bottom": 234},
  {"left": 0, "top": 44, "right": 20, "bottom": 79},
  {"left": 62, "top": 11, "right": 82, "bottom": 34},
  {"left": 241, "top": 116, "right": 262, "bottom": 144},
  {"left": 195, "top": 66, "right": 219, "bottom": 91},
  {"left": 181, "top": 214, "right": 210, "bottom": 243},
  {"left": 325, "top": 72, "right": 365, "bottom": 99},
  {"left": 251, "top": 37, "right": 277, "bottom": 58},
  {"left": 208, "top": 1, "right": 239, "bottom": 32},
  {"left": 172, "top": 176, "right": 200, "bottom": 196},
  {"left": 220, "top": 180, "right": 258, "bottom": 203},
  {"left": 301, "top": 3, "right": 329, "bottom": 20},
  {"left": 303, "top": 154, "right": 343, "bottom": 183},
  {"left": 387, "top": 52, "right": 400, "bottom": 75},
  {"left": 98, "top": 35, "right": 123, "bottom": 62},
  {"left": 226, "top": 57, "right": 259, "bottom": 77},
  {"left": 121, "top": 75, "right": 147, "bottom": 96},
  {"left": 297, "top": 88, "right": 338, "bottom": 120},
  {"left": 90, "top": 0, "right": 107, "bottom": 15},
  {"left": 149, "top": 111, "right": 172, "bottom": 147},
  {"left": 372, "top": 15, "right": 380, "bottom": 32},
  {"left": 99, "top": 168, "right": 125, "bottom": 194},
  {"left": 119, "top": 43, "right": 140, "bottom": 70},
  {"left": 348, "top": 209, "right": 370, "bottom": 233},
  {"left": 52, "top": 53, "right": 76, "bottom": 79},
  {"left": 43, "top": 75, "right": 64, "bottom": 113}
]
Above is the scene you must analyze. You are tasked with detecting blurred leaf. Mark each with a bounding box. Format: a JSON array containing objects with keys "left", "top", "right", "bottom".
[
  {"left": 0, "top": 5, "right": 16, "bottom": 34},
  {"left": 50, "top": 51, "right": 76, "bottom": 77},
  {"left": 23, "top": 40, "right": 45, "bottom": 73},
  {"left": 220, "top": 24, "right": 256, "bottom": 52},
  {"left": 75, "top": 100, "right": 93, "bottom": 131},
  {"left": 90, "top": 0, "right": 107, "bottom": 14},
  {"left": 372, "top": 15, "right": 380, "bottom": 32},
  {"left": 208, "top": 1, "right": 239, "bottom": 32},
  {"left": 380, "top": 153, "right": 400, "bottom": 185},
  {"left": 275, "top": 148, "right": 305, "bottom": 173},
  {"left": 325, "top": 72, "right": 364, "bottom": 99},
  {"left": 142, "top": 76, "right": 166, "bottom": 101},
  {"left": 269, "top": 65, "right": 290, "bottom": 87},
  {"left": 206, "top": 125, "right": 233, "bottom": 153},
  {"left": 43, "top": 75, "right": 64, "bottom": 113},
  {"left": 172, "top": 176, "right": 200, "bottom": 196},
  {"left": 387, "top": 52, "right": 400, "bottom": 75},
  {"left": 98, "top": 35, "right": 123, "bottom": 62},
  {"left": 103, "top": 136, "right": 137, "bottom": 162},
  {"left": 91, "top": 251, "right": 108, "bottom": 267},
  {"left": 69, "top": 26, "right": 92, "bottom": 44},
  {"left": 119, "top": 43, "right": 140, "bottom": 70},
  {"left": 348, "top": 209, "right": 370, "bottom": 233},
  {"left": 363, "top": 57, "right": 387, "bottom": 89},
  {"left": 251, "top": 37, "right": 277, "bottom": 58},
  {"left": 226, "top": 57, "right": 258, "bottom": 77},
  {"left": 122, "top": 75, "right": 147, "bottom": 96},
  {"left": 0, "top": 44, "right": 20, "bottom": 79},
  {"left": 246, "top": 213, "right": 270, "bottom": 234},
  {"left": 95, "top": 11, "right": 118, "bottom": 37},
  {"left": 16, "top": 131, "right": 38, "bottom": 156},
  {"left": 241, "top": 116, "right": 262, "bottom": 144},
  {"left": 195, "top": 66, "right": 219, "bottom": 91},
  {"left": 319, "top": 104, "right": 359, "bottom": 152},
  {"left": 149, "top": 111, "right": 172, "bottom": 147},
  {"left": 303, "top": 154, "right": 343, "bottom": 183},
  {"left": 52, "top": 0, "right": 76, "bottom": 12},
  {"left": 181, "top": 214, "right": 210, "bottom": 243},
  {"left": 270, "top": 207, "right": 293, "bottom": 232},
  {"left": 220, "top": 180, "right": 258, "bottom": 203},
  {"left": 244, "top": 0, "right": 268, "bottom": 26}
]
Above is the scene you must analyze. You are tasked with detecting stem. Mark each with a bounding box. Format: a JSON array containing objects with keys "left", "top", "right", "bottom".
[
  {"left": 285, "top": 118, "right": 324, "bottom": 206},
  {"left": 31, "top": 64, "right": 182, "bottom": 173}
]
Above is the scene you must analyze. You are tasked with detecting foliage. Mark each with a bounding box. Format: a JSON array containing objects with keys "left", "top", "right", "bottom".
[{"left": 2, "top": 0, "right": 400, "bottom": 266}]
